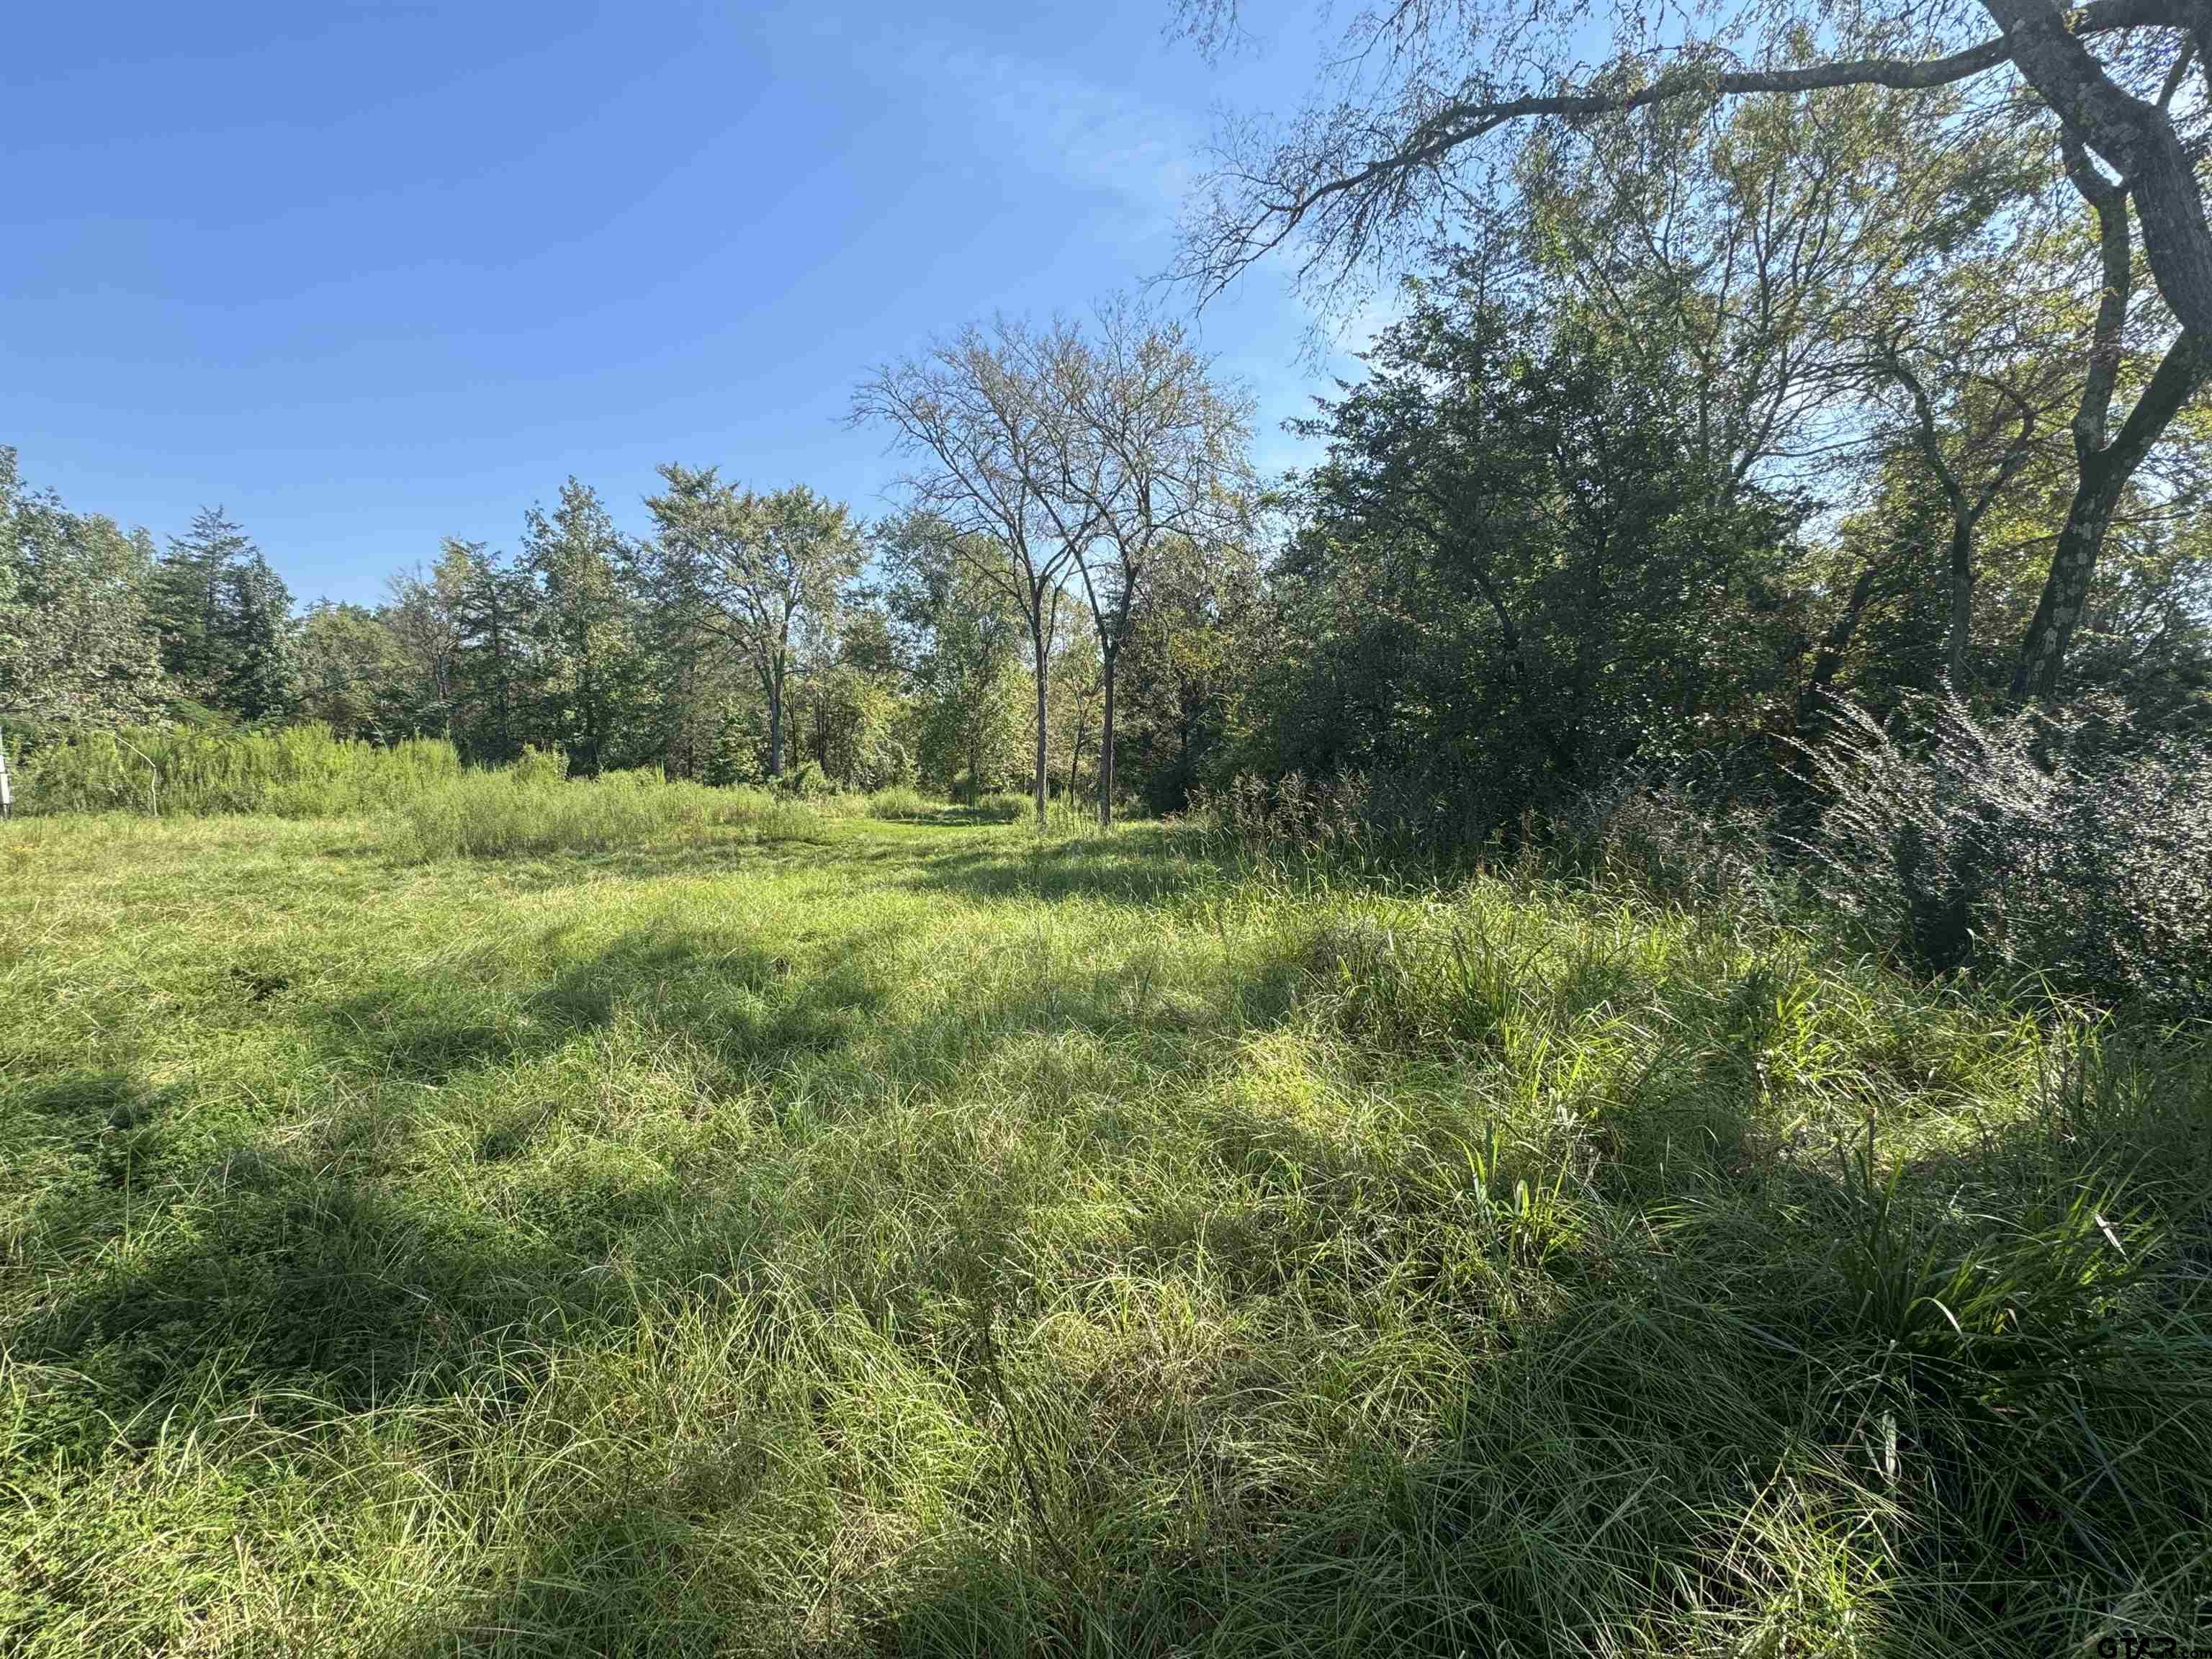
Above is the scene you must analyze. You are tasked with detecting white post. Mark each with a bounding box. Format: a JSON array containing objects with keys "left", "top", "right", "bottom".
[{"left": 0, "top": 726, "right": 12, "bottom": 820}]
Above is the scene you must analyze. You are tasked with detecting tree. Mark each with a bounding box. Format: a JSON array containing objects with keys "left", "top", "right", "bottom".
[
  {"left": 1866, "top": 304, "right": 2073, "bottom": 688},
  {"left": 1031, "top": 304, "right": 1255, "bottom": 825},
  {"left": 216, "top": 550, "right": 301, "bottom": 723},
  {"left": 642, "top": 469, "right": 863, "bottom": 780},
  {"left": 878, "top": 511, "right": 1033, "bottom": 801},
  {"left": 296, "top": 601, "right": 415, "bottom": 739},
  {"left": 855, "top": 320, "right": 1089, "bottom": 824},
  {"left": 2011, "top": 123, "right": 2208, "bottom": 697},
  {"left": 521, "top": 480, "right": 635, "bottom": 775},
  {"left": 1113, "top": 532, "right": 1264, "bottom": 813},
  {"left": 1172, "top": 0, "right": 2212, "bottom": 698},
  {"left": 153, "top": 506, "right": 297, "bottom": 721},
  {"left": 0, "top": 448, "right": 171, "bottom": 727},
  {"left": 382, "top": 549, "right": 468, "bottom": 740},
  {"left": 389, "top": 539, "right": 547, "bottom": 763},
  {"left": 457, "top": 543, "right": 540, "bottom": 763},
  {"left": 1517, "top": 78, "right": 2046, "bottom": 506},
  {"left": 1051, "top": 605, "right": 1106, "bottom": 808},
  {"left": 793, "top": 660, "right": 909, "bottom": 788},
  {"left": 1270, "top": 287, "right": 1804, "bottom": 832}
]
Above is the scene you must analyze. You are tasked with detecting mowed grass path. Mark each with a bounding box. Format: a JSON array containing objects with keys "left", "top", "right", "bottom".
[{"left": 2, "top": 812, "right": 2207, "bottom": 1656}]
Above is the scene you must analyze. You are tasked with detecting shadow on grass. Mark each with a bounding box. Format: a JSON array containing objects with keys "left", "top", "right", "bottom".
[
  {"left": 358, "top": 1066, "right": 2212, "bottom": 1657},
  {"left": 9, "top": 838, "right": 2209, "bottom": 1657},
  {"left": 848, "top": 1080, "right": 2212, "bottom": 1658},
  {"left": 1, "top": 916, "right": 902, "bottom": 1451},
  {"left": 893, "top": 827, "right": 1221, "bottom": 909}
]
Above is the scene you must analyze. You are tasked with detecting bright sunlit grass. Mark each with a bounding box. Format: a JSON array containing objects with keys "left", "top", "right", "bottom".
[{"left": 1, "top": 809, "right": 2206, "bottom": 1655}]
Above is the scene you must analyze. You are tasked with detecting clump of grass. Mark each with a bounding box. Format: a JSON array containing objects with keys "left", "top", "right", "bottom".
[
  {"left": 973, "top": 790, "right": 1030, "bottom": 822},
  {"left": 865, "top": 786, "right": 938, "bottom": 821},
  {"left": 385, "top": 770, "right": 833, "bottom": 858}
]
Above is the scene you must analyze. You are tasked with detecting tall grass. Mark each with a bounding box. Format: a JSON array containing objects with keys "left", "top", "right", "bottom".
[
  {"left": 0, "top": 812, "right": 2205, "bottom": 1654},
  {"left": 863, "top": 785, "right": 937, "bottom": 821},
  {"left": 8, "top": 724, "right": 462, "bottom": 817},
  {"left": 387, "top": 770, "right": 835, "bottom": 859},
  {"left": 973, "top": 790, "right": 1032, "bottom": 823}
]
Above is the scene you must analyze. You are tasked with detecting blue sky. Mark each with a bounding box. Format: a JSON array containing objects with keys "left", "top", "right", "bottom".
[{"left": 3, "top": 1, "right": 1351, "bottom": 605}]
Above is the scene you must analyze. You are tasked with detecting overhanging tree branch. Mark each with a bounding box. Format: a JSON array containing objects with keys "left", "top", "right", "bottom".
[{"left": 1172, "top": 0, "right": 2185, "bottom": 302}]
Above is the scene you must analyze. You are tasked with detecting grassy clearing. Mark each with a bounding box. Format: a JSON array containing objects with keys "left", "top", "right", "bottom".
[{"left": 1, "top": 811, "right": 2206, "bottom": 1656}]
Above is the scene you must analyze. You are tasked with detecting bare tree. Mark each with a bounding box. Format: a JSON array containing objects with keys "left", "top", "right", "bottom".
[
  {"left": 1028, "top": 305, "right": 1255, "bottom": 827},
  {"left": 853, "top": 321, "right": 1089, "bottom": 824}
]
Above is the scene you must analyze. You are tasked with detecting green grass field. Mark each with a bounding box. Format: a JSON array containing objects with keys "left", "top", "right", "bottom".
[{"left": 2, "top": 807, "right": 2207, "bottom": 1656}]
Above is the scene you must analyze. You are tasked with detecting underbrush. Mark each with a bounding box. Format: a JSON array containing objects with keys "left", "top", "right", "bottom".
[
  {"left": 1194, "top": 691, "right": 2212, "bottom": 1023},
  {"left": 973, "top": 789, "right": 1032, "bottom": 822},
  {"left": 1801, "top": 691, "right": 2212, "bottom": 1018}
]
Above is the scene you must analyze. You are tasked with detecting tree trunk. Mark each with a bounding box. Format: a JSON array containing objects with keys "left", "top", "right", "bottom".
[
  {"left": 1032, "top": 627, "right": 1050, "bottom": 826},
  {"left": 1097, "top": 647, "right": 1118, "bottom": 830},
  {"left": 2010, "top": 467, "right": 2123, "bottom": 701},
  {"left": 2011, "top": 331, "right": 2210, "bottom": 700},
  {"left": 1068, "top": 705, "right": 1086, "bottom": 806},
  {"left": 1795, "top": 561, "right": 1881, "bottom": 737},
  {"left": 768, "top": 678, "right": 784, "bottom": 778},
  {"left": 1946, "top": 518, "right": 1974, "bottom": 690},
  {"left": 1979, "top": 0, "right": 2212, "bottom": 341}
]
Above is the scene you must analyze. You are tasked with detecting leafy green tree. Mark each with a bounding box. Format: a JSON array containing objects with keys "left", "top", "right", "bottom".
[
  {"left": 1112, "top": 533, "right": 1264, "bottom": 814},
  {"left": 384, "top": 537, "right": 549, "bottom": 762},
  {"left": 792, "top": 661, "right": 907, "bottom": 788},
  {"left": 151, "top": 507, "right": 298, "bottom": 723},
  {"left": 521, "top": 480, "right": 638, "bottom": 775},
  {"left": 382, "top": 549, "right": 467, "bottom": 741},
  {"left": 150, "top": 506, "right": 238, "bottom": 698},
  {"left": 295, "top": 601, "right": 417, "bottom": 740},
  {"left": 1047, "top": 599, "right": 1105, "bottom": 807},
  {"left": 1174, "top": 0, "right": 2212, "bottom": 700},
  {"left": 1267, "top": 286, "right": 1804, "bottom": 835},
  {"left": 457, "top": 543, "right": 541, "bottom": 763},
  {"left": 878, "top": 512, "right": 1032, "bottom": 801},
  {"left": 642, "top": 469, "right": 865, "bottom": 778},
  {"left": 0, "top": 448, "right": 170, "bottom": 727},
  {"left": 217, "top": 550, "right": 301, "bottom": 723},
  {"left": 704, "top": 698, "right": 767, "bottom": 786}
]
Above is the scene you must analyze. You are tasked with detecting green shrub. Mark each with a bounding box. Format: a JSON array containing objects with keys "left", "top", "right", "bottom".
[{"left": 508, "top": 745, "right": 567, "bottom": 787}]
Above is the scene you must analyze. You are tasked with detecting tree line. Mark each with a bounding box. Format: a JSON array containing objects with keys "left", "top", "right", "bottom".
[{"left": 1, "top": 310, "right": 1262, "bottom": 822}]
